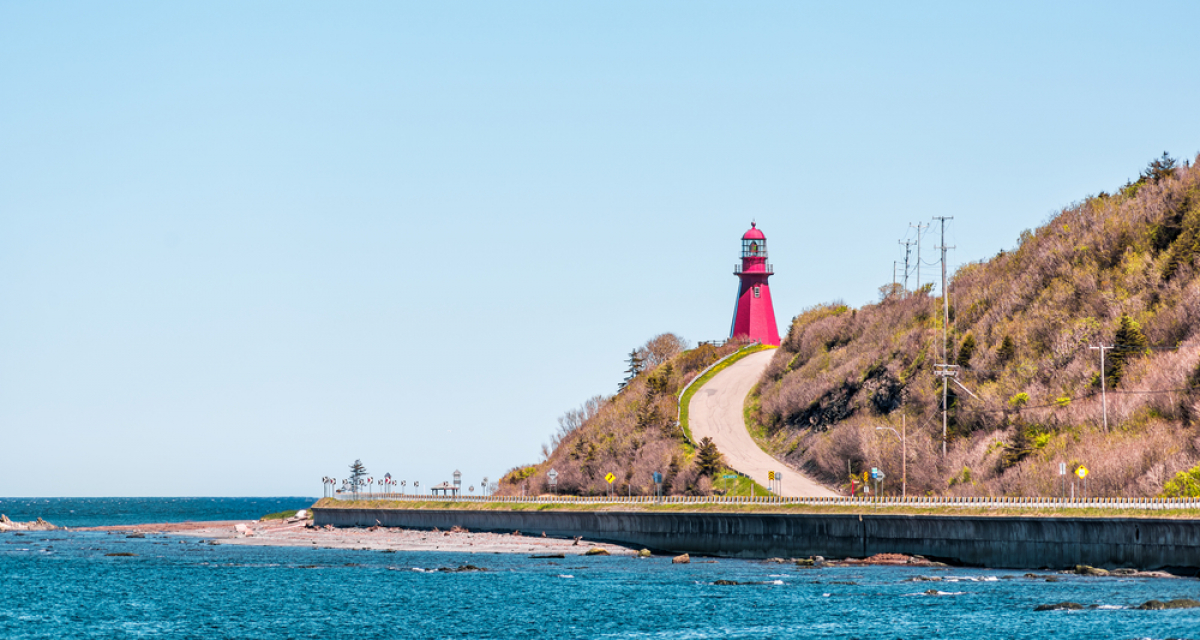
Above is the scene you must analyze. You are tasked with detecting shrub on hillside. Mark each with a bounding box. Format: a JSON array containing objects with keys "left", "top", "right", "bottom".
[
  {"left": 499, "top": 334, "right": 740, "bottom": 497},
  {"left": 1162, "top": 465, "right": 1200, "bottom": 497}
]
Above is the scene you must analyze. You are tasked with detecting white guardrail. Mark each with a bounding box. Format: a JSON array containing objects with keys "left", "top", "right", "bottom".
[{"left": 324, "top": 493, "right": 1200, "bottom": 511}]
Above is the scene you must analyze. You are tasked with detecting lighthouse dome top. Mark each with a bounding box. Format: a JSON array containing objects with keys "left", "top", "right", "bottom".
[{"left": 741, "top": 222, "right": 766, "bottom": 240}]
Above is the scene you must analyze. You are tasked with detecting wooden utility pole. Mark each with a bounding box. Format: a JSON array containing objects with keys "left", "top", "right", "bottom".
[
  {"left": 1090, "top": 345, "right": 1113, "bottom": 432},
  {"left": 898, "top": 239, "right": 915, "bottom": 294},
  {"left": 910, "top": 222, "right": 928, "bottom": 291},
  {"left": 932, "top": 216, "right": 954, "bottom": 456}
]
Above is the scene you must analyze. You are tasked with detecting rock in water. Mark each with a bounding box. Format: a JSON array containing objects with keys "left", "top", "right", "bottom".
[
  {"left": 584, "top": 547, "right": 609, "bottom": 556},
  {"left": 637, "top": 549, "right": 652, "bottom": 558},
  {"left": 1034, "top": 602, "right": 1085, "bottom": 611},
  {"left": 1137, "top": 599, "right": 1200, "bottom": 610},
  {"left": 1073, "top": 565, "right": 1109, "bottom": 576},
  {"left": 0, "top": 515, "right": 58, "bottom": 532},
  {"left": 672, "top": 554, "right": 690, "bottom": 564}
]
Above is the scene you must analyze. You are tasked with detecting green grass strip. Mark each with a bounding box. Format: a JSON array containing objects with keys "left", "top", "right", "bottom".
[{"left": 312, "top": 498, "right": 1200, "bottom": 519}]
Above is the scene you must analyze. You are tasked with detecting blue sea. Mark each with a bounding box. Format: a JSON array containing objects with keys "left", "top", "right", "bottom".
[
  {"left": 3, "top": 499, "right": 1200, "bottom": 639},
  {"left": 0, "top": 497, "right": 316, "bottom": 528}
]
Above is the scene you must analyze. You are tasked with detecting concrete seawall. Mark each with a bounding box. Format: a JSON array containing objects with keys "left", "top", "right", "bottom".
[{"left": 313, "top": 508, "right": 1200, "bottom": 570}]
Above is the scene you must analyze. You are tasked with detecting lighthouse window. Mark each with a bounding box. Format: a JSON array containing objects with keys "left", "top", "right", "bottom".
[
  {"left": 742, "top": 238, "right": 767, "bottom": 258},
  {"left": 754, "top": 286, "right": 760, "bottom": 298}
]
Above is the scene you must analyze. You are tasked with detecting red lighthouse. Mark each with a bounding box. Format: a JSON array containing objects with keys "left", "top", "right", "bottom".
[{"left": 730, "top": 222, "right": 780, "bottom": 346}]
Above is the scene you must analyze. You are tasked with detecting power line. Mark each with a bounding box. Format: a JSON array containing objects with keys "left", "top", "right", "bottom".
[{"left": 952, "top": 383, "right": 1200, "bottom": 417}]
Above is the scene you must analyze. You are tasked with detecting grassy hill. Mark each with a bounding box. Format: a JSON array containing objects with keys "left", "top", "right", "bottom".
[
  {"left": 497, "top": 336, "right": 759, "bottom": 496},
  {"left": 753, "top": 153, "right": 1200, "bottom": 497}
]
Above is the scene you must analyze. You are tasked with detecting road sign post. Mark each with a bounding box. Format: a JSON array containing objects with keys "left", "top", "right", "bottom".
[
  {"left": 547, "top": 468, "right": 558, "bottom": 496},
  {"left": 1062, "top": 463, "right": 1068, "bottom": 503},
  {"left": 653, "top": 472, "right": 663, "bottom": 503},
  {"left": 722, "top": 474, "right": 736, "bottom": 496}
]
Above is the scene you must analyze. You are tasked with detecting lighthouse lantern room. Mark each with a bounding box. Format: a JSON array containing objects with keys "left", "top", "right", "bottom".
[{"left": 730, "top": 222, "right": 780, "bottom": 346}]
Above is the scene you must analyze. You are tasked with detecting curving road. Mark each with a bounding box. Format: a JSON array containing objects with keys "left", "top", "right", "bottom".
[{"left": 690, "top": 349, "right": 838, "bottom": 497}]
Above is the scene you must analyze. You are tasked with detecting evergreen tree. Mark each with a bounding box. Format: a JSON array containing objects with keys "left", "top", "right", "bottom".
[
  {"left": 956, "top": 334, "right": 977, "bottom": 369},
  {"left": 349, "top": 459, "right": 368, "bottom": 486},
  {"left": 635, "top": 400, "right": 661, "bottom": 433},
  {"left": 646, "top": 363, "right": 673, "bottom": 398},
  {"left": 618, "top": 349, "right": 645, "bottom": 391},
  {"left": 1141, "top": 151, "right": 1178, "bottom": 184},
  {"left": 696, "top": 437, "right": 724, "bottom": 477},
  {"left": 1107, "top": 314, "right": 1149, "bottom": 387},
  {"left": 996, "top": 335, "right": 1016, "bottom": 365},
  {"left": 662, "top": 455, "right": 681, "bottom": 495}
]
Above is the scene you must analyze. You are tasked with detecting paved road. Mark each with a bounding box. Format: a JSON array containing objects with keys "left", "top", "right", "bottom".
[{"left": 690, "top": 349, "right": 838, "bottom": 497}]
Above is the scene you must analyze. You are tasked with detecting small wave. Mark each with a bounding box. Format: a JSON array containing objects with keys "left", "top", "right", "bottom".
[
  {"left": 768, "top": 580, "right": 784, "bottom": 585},
  {"left": 557, "top": 574, "right": 574, "bottom": 579}
]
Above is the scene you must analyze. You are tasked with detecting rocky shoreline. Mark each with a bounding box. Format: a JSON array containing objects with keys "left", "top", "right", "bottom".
[
  {"left": 13, "top": 514, "right": 1200, "bottom": 575},
  {"left": 0, "top": 514, "right": 57, "bottom": 532}
]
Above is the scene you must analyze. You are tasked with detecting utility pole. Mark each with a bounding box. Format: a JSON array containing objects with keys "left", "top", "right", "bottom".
[
  {"left": 898, "top": 239, "right": 915, "bottom": 294},
  {"left": 931, "top": 217, "right": 955, "bottom": 457},
  {"left": 932, "top": 216, "right": 955, "bottom": 360},
  {"left": 876, "top": 415, "right": 907, "bottom": 498},
  {"left": 933, "top": 364, "right": 959, "bottom": 456},
  {"left": 910, "top": 222, "right": 928, "bottom": 291},
  {"left": 1090, "top": 345, "right": 1113, "bottom": 433}
]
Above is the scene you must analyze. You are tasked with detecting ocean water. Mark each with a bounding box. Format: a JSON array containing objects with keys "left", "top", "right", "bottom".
[
  {"left": 0, "top": 497, "right": 316, "bottom": 527},
  {"left": 3, "top": 500, "right": 1200, "bottom": 639}
]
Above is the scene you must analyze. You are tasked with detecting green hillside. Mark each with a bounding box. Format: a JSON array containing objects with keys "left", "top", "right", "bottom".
[{"left": 754, "top": 153, "right": 1200, "bottom": 497}]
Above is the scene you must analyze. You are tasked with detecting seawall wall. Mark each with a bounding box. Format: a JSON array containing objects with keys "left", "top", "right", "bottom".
[{"left": 312, "top": 508, "right": 1200, "bottom": 570}]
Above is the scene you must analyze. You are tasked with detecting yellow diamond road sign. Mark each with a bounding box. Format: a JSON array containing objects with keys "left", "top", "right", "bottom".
[
  {"left": 1076, "top": 466, "right": 1089, "bottom": 479},
  {"left": 605, "top": 472, "right": 616, "bottom": 484}
]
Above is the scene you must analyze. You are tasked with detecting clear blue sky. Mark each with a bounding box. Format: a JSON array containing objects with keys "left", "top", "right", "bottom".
[{"left": 3, "top": 2, "right": 1198, "bottom": 496}]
